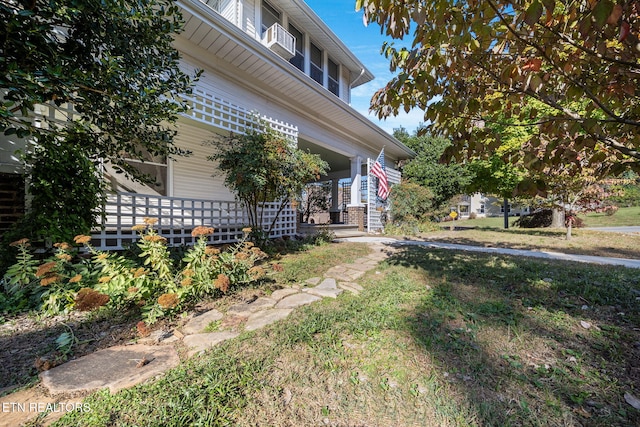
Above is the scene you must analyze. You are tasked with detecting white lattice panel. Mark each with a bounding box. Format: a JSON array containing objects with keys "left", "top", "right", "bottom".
[{"left": 91, "top": 192, "right": 296, "bottom": 250}]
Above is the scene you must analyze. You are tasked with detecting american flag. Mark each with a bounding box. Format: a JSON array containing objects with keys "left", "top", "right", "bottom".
[{"left": 370, "top": 148, "right": 389, "bottom": 200}]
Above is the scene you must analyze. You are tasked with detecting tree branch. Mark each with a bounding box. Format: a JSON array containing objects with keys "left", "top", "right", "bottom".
[{"left": 485, "top": 0, "right": 637, "bottom": 126}]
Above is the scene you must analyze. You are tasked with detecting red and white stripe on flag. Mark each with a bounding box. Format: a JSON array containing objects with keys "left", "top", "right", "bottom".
[{"left": 370, "top": 148, "right": 389, "bottom": 200}]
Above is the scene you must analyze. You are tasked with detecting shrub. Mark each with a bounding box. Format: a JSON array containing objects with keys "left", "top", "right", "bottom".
[
  {"left": 1, "top": 219, "right": 269, "bottom": 323},
  {"left": 604, "top": 205, "right": 619, "bottom": 216},
  {"left": 514, "top": 209, "right": 553, "bottom": 228},
  {"left": 389, "top": 182, "right": 434, "bottom": 226},
  {"left": 515, "top": 209, "right": 585, "bottom": 229},
  {"left": 1, "top": 239, "right": 96, "bottom": 315}
]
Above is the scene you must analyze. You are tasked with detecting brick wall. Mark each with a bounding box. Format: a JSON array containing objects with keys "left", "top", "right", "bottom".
[{"left": 0, "top": 173, "right": 25, "bottom": 237}]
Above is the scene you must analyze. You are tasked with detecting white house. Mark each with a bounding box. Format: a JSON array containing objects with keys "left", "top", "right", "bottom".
[
  {"left": 454, "top": 194, "right": 530, "bottom": 219},
  {"left": 0, "top": 0, "right": 414, "bottom": 249}
]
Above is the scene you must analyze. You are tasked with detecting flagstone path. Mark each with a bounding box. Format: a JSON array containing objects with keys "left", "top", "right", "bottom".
[{"left": 0, "top": 243, "right": 393, "bottom": 427}]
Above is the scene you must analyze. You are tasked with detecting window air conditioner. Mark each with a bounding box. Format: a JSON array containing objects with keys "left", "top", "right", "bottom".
[{"left": 263, "top": 23, "right": 295, "bottom": 59}]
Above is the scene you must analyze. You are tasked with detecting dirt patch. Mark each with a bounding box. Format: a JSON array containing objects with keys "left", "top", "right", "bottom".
[
  {"left": 0, "top": 284, "right": 281, "bottom": 393},
  {"left": 0, "top": 311, "right": 139, "bottom": 392}
]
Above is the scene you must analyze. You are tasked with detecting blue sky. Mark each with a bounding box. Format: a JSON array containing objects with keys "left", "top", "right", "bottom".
[{"left": 304, "top": 0, "right": 425, "bottom": 135}]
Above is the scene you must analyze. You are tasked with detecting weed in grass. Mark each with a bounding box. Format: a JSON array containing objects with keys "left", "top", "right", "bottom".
[{"left": 203, "top": 320, "right": 221, "bottom": 332}]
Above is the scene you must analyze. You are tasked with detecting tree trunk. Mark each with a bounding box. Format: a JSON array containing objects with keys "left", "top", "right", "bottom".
[
  {"left": 551, "top": 208, "right": 565, "bottom": 228},
  {"left": 503, "top": 198, "right": 509, "bottom": 229},
  {"left": 566, "top": 217, "right": 572, "bottom": 240}
]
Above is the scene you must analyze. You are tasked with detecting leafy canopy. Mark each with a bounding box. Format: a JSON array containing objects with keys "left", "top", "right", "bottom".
[
  {"left": 356, "top": 0, "right": 640, "bottom": 175},
  {"left": 1, "top": 0, "right": 198, "bottom": 181},
  {"left": 208, "top": 126, "right": 329, "bottom": 239},
  {"left": 395, "top": 127, "right": 473, "bottom": 209}
]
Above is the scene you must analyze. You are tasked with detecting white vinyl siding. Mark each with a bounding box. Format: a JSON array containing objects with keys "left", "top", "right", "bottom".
[
  {"left": 243, "top": 0, "right": 256, "bottom": 35},
  {"left": 220, "top": 0, "right": 236, "bottom": 23},
  {"left": 172, "top": 124, "right": 236, "bottom": 201}
]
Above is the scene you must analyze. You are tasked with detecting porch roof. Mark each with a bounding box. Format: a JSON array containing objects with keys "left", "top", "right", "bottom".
[{"left": 176, "top": 0, "right": 415, "bottom": 163}]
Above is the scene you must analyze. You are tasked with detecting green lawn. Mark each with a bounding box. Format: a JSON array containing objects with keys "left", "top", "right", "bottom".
[
  {"left": 580, "top": 206, "right": 640, "bottom": 227},
  {"left": 457, "top": 206, "right": 640, "bottom": 229},
  {"left": 53, "top": 243, "right": 640, "bottom": 427}
]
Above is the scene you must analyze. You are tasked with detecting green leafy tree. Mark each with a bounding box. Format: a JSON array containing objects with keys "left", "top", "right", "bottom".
[
  {"left": 19, "top": 136, "right": 106, "bottom": 242},
  {"left": 388, "top": 181, "right": 434, "bottom": 225},
  {"left": 395, "top": 127, "right": 473, "bottom": 209},
  {"left": 608, "top": 171, "right": 640, "bottom": 207},
  {"left": 357, "top": 0, "right": 639, "bottom": 175},
  {"left": 0, "top": 134, "right": 107, "bottom": 275},
  {"left": 208, "top": 126, "right": 329, "bottom": 242},
  {"left": 1, "top": 0, "right": 197, "bottom": 181},
  {"left": 467, "top": 156, "right": 525, "bottom": 228}
]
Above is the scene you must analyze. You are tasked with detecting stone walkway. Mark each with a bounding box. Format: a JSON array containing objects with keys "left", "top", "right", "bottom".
[{"left": 0, "top": 243, "right": 393, "bottom": 427}]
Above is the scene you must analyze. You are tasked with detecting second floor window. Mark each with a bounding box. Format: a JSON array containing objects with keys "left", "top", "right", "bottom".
[
  {"left": 328, "top": 58, "right": 339, "bottom": 96},
  {"left": 289, "top": 23, "right": 304, "bottom": 72},
  {"left": 310, "top": 42, "right": 323, "bottom": 85},
  {"left": 261, "top": 1, "right": 280, "bottom": 35}
]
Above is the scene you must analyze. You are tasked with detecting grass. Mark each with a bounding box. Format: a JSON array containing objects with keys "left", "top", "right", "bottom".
[
  {"left": 580, "top": 206, "right": 640, "bottom": 227},
  {"left": 51, "top": 241, "right": 640, "bottom": 427},
  {"left": 270, "top": 241, "right": 371, "bottom": 283},
  {"left": 459, "top": 206, "right": 640, "bottom": 229}
]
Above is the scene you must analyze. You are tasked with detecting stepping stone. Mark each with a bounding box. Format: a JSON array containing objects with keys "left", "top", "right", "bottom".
[
  {"left": 344, "top": 269, "right": 366, "bottom": 281},
  {"left": 40, "top": 344, "right": 179, "bottom": 395},
  {"left": 228, "top": 297, "right": 276, "bottom": 316},
  {"left": 0, "top": 387, "right": 83, "bottom": 426},
  {"left": 270, "top": 288, "right": 299, "bottom": 301},
  {"left": 346, "top": 263, "right": 376, "bottom": 272},
  {"left": 248, "top": 297, "right": 276, "bottom": 311},
  {"left": 324, "top": 266, "right": 347, "bottom": 278},
  {"left": 227, "top": 303, "right": 253, "bottom": 317},
  {"left": 339, "top": 281, "right": 364, "bottom": 291},
  {"left": 315, "top": 278, "right": 337, "bottom": 290},
  {"left": 338, "top": 283, "right": 361, "bottom": 295},
  {"left": 183, "top": 332, "right": 239, "bottom": 357},
  {"left": 275, "top": 293, "right": 321, "bottom": 309},
  {"left": 305, "top": 288, "right": 343, "bottom": 299},
  {"left": 304, "top": 277, "right": 322, "bottom": 286},
  {"left": 182, "top": 309, "right": 224, "bottom": 335},
  {"left": 245, "top": 309, "right": 293, "bottom": 331}
]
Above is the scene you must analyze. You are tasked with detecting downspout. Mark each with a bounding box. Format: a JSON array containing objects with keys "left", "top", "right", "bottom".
[{"left": 348, "top": 68, "right": 366, "bottom": 105}]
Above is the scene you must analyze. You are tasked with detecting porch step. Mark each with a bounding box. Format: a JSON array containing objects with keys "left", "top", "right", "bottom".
[{"left": 298, "top": 224, "right": 368, "bottom": 238}]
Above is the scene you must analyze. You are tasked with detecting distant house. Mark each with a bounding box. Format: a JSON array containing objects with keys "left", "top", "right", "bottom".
[
  {"left": 454, "top": 194, "right": 530, "bottom": 219},
  {"left": 0, "top": 0, "right": 414, "bottom": 248}
]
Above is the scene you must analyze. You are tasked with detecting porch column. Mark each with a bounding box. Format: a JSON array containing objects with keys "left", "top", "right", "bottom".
[
  {"left": 329, "top": 179, "right": 341, "bottom": 223},
  {"left": 348, "top": 156, "right": 363, "bottom": 207},
  {"left": 347, "top": 156, "right": 365, "bottom": 231}
]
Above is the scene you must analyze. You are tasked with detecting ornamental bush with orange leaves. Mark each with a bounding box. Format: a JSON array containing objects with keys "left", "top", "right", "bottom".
[{"left": 1, "top": 219, "right": 269, "bottom": 323}]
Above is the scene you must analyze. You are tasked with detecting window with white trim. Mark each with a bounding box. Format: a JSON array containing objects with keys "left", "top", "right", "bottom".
[
  {"left": 328, "top": 58, "right": 339, "bottom": 96},
  {"left": 288, "top": 23, "right": 304, "bottom": 71},
  {"left": 310, "top": 42, "right": 323, "bottom": 85}
]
